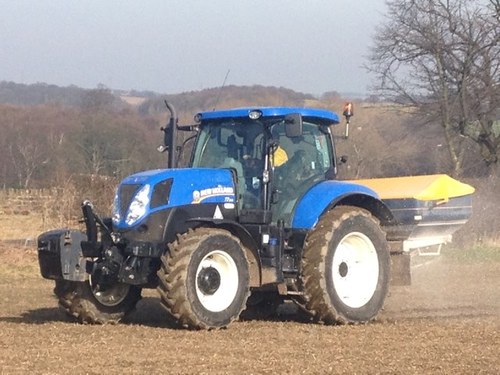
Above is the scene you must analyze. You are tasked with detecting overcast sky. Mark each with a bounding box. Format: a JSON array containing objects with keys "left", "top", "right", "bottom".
[{"left": 0, "top": 0, "right": 387, "bottom": 96}]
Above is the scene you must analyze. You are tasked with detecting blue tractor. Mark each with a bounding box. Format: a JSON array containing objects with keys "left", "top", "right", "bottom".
[{"left": 38, "top": 103, "right": 473, "bottom": 329}]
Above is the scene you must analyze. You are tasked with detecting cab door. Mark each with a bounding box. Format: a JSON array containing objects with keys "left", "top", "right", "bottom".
[{"left": 270, "top": 122, "right": 334, "bottom": 225}]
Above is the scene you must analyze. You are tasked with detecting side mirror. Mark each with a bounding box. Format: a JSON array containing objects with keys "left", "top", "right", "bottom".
[{"left": 284, "top": 113, "right": 303, "bottom": 137}]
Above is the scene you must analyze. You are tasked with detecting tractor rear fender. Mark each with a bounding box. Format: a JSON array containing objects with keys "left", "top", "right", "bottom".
[
  {"left": 291, "top": 180, "right": 395, "bottom": 230},
  {"left": 184, "top": 218, "right": 262, "bottom": 287}
]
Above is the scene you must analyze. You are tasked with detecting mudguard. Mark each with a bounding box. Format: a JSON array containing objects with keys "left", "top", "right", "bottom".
[{"left": 291, "top": 180, "right": 379, "bottom": 229}]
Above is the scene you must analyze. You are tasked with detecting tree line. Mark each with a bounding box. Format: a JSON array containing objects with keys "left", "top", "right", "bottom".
[{"left": 0, "top": 102, "right": 164, "bottom": 189}]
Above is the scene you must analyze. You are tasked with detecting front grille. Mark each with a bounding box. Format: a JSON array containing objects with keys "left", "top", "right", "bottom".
[{"left": 119, "top": 184, "right": 141, "bottom": 217}]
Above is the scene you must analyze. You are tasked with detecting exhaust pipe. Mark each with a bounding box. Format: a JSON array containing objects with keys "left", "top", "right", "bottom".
[{"left": 161, "top": 101, "right": 178, "bottom": 169}]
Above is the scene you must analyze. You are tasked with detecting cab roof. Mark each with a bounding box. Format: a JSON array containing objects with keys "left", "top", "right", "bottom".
[{"left": 195, "top": 107, "right": 340, "bottom": 126}]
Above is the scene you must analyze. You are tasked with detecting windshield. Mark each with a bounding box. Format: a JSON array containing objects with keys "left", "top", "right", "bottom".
[
  {"left": 192, "top": 120, "right": 265, "bottom": 168},
  {"left": 191, "top": 120, "right": 265, "bottom": 209}
]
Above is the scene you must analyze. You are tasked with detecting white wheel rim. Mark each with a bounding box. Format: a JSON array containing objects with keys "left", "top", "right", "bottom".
[
  {"left": 331, "top": 232, "right": 379, "bottom": 308},
  {"left": 195, "top": 250, "right": 239, "bottom": 312},
  {"left": 89, "top": 276, "right": 130, "bottom": 307}
]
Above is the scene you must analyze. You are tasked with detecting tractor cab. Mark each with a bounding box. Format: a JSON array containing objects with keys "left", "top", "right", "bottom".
[{"left": 190, "top": 108, "right": 340, "bottom": 225}]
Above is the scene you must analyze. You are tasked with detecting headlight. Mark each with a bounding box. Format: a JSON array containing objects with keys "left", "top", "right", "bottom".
[
  {"left": 125, "top": 184, "right": 151, "bottom": 226},
  {"left": 112, "top": 190, "right": 121, "bottom": 225}
]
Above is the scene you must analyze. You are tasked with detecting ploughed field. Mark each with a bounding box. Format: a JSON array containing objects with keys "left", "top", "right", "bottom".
[{"left": 0, "top": 244, "right": 499, "bottom": 374}]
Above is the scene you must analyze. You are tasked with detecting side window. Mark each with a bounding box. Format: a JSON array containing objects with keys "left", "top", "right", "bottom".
[
  {"left": 312, "top": 129, "right": 332, "bottom": 174},
  {"left": 272, "top": 122, "right": 331, "bottom": 176}
]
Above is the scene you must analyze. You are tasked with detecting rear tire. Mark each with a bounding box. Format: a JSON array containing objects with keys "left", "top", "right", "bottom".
[
  {"left": 301, "top": 206, "right": 390, "bottom": 324},
  {"left": 57, "top": 278, "right": 141, "bottom": 324},
  {"left": 157, "top": 227, "right": 250, "bottom": 329}
]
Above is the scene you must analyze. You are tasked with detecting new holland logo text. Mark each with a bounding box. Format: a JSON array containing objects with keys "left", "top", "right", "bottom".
[{"left": 192, "top": 186, "right": 235, "bottom": 204}]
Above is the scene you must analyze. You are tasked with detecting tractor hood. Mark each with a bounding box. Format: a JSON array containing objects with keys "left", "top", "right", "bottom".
[{"left": 112, "top": 168, "right": 237, "bottom": 229}]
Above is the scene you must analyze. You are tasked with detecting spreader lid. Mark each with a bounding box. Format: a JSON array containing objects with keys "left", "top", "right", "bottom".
[{"left": 349, "top": 174, "right": 475, "bottom": 201}]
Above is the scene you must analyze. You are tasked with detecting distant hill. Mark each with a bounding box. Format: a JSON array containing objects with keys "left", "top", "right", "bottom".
[
  {"left": 0, "top": 81, "right": 315, "bottom": 112},
  {"left": 137, "top": 85, "right": 317, "bottom": 123},
  {"left": 0, "top": 81, "right": 126, "bottom": 109},
  {"left": 0, "top": 81, "right": 88, "bottom": 107}
]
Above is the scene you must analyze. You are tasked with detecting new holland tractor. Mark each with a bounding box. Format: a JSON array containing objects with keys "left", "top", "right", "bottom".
[{"left": 37, "top": 103, "right": 474, "bottom": 329}]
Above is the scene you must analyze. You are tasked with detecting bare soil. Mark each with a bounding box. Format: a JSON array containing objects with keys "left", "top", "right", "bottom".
[{"left": 0, "top": 244, "right": 499, "bottom": 374}]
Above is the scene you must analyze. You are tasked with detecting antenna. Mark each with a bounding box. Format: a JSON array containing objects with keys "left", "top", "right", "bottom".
[{"left": 213, "top": 69, "right": 230, "bottom": 111}]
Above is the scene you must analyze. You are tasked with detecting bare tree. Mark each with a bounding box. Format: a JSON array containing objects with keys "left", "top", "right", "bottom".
[
  {"left": 367, "top": 0, "right": 500, "bottom": 176},
  {"left": 492, "top": 0, "right": 500, "bottom": 20},
  {"left": 9, "top": 140, "right": 49, "bottom": 188}
]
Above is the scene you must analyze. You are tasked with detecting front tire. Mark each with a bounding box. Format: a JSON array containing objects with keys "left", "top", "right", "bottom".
[
  {"left": 301, "top": 206, "right": 390, "bottom": 324},
  {"left": 57, "top": 278, "right": 141, "bottom": 324},
  {"left": 53, "top": 279, "right": 77, "bottom": 311},
  {"left": 157, "top": 227, "right": 250, "bottom": 329}
]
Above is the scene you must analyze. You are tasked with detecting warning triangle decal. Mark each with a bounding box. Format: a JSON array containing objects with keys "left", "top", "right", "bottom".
[{"left": 213, "top": 205, "right": 224, "bottom": 220}]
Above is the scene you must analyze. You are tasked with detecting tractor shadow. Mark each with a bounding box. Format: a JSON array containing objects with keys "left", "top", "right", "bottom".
[
  {"left": 0, "top": 307, "right": 70, "bottom": 325},
  {"left": 0, "top": 297, "right": 314, "bottom": 328},
  {"left": 124, "top": 296, "right": 180, "bottom": 328},
  {"left": 0, "top": 299, "right": 180, "bottom": 328},
  {"left": 128, "top": 296, "right": 315, "bottom": 327},
  {"left": 127, "top": 297, "right": 315, "bottom": 328}
]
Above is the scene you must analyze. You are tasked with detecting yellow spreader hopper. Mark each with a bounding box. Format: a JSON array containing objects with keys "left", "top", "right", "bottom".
[
  {"left": 348, "top": 174, "right": 475, "bottom": 252},
  {"left": 351, "top": 174, "right": 475, "bottom": 201}
]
